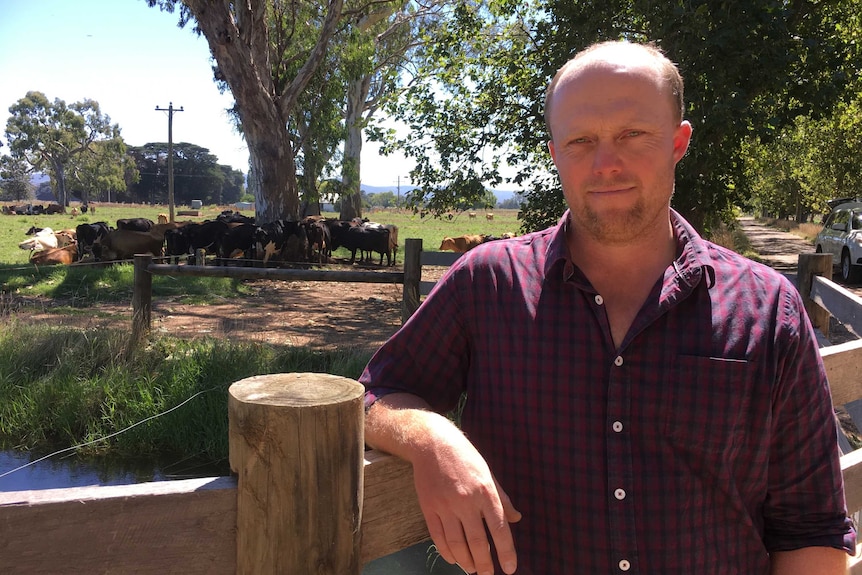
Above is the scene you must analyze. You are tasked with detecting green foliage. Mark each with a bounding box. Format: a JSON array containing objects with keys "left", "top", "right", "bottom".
[
  {"left": 0, "top": 155, "right": 34, "bottom": 202},
  {"left": 0, "top": 321, "right": 373, "bottom": 458},
  {"left": 3, "top": 92, "right": 128, "bottom": 207},
  {"left": 127, "top": 143, "right": 244, "bottom": 205},
  {"left": 744, "top": 94, "right": 862, "bottom": 220},
  {"left": 375, "top": 0, "right": 862, "bottom": 232}
]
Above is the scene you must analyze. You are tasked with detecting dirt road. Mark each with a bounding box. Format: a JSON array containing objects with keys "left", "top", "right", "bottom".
[{"left": 736, "top": 217, "right": 816, "bottom": 275}]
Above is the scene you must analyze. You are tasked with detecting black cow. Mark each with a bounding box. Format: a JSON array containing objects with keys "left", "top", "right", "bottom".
[
  {"left": 75, "top": 222, "right": 111, "bottom": 260},
  {"left": 163, "top": 220, "right": 230, "bottom": 264},
  {"left": 302, "top": 218, "right": 331, "bottom": 264},
  {"left": 329, "top": 222, "right": 391, "bottom": 266},
  {"left": 216, "top": 223, "right": 257, "bottom": 264},
  {"left": 254, "top": 220, "right": 307, "bottom": 264},
  {"left": 217, "top": 210, "right": 255, "bottom": 225},
  {"left": 116, "top": 218, "right": 155, "bottom": 232},
  {"left": 164, "top": 227, "right": 192, "bottom": 264}
]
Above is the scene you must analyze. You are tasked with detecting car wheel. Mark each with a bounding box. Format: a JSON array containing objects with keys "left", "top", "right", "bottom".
[{"left": 841, "top": 250, "right": 862, "bottom": 283}]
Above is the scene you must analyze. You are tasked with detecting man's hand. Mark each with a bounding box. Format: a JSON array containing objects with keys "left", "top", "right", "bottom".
[
  {"left": 411, "top": 423, "right": 521, "bottom": 574},
  {"left": 365, "top": 393, "right": 521, "bottom": 574}
]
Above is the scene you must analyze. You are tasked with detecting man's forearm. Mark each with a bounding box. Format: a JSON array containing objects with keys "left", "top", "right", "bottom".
[{"left": 364, "top": 392, "right": 463, "bottom": 462}]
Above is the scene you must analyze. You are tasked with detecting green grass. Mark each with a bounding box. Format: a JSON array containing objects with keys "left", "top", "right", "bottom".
[
  {"left": 0, "top": 203, "right": 523, "bottom": 301},
  {"left": 0, "top": 320, "right": 373, "bottom": 459},
  {"left": 0, "top": 202, "right": 522, "bottom": 265}
]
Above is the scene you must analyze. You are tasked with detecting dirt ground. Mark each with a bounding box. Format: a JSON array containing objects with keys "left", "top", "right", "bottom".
[{"left": 1, "top": 265, "right": 450, "bottom": 352}]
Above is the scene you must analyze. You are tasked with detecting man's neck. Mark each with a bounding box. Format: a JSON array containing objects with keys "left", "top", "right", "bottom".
[{"left": 566, "top": 213, "right": 677, "bottom": 348}]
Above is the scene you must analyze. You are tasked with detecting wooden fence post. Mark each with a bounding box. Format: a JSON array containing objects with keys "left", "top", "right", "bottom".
[
  {"left": 228, "top": 373, "right": 365, "bottom": 574},
  {"left": 798, "top": 253, "right": 833, "bottom": 336},
  {"left": 402, "top": 238, "right": 422, "bottom": 323},
  {"left": 131, "top": 253, "right": 153, "bottom": 345}
]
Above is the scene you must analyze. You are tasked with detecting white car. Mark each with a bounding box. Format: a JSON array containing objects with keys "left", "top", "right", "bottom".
[{"left": 815, "top": 201, "right": 862, "bottom": 282}]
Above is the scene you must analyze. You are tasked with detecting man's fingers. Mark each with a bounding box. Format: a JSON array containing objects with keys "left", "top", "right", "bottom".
[
  {"left": 424, "top": 513, "right": 458, "bottom": 567},
  {"left": 462, "top": 514, "right": 496, "bottom": 575},
  {"left": 440, "top": 515, "right": 476, "bottom": 574}
]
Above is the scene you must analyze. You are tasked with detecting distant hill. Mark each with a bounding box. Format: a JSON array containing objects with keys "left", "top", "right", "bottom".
[{"left": 360, "top": 183, "right": 522, "bottom": 205}]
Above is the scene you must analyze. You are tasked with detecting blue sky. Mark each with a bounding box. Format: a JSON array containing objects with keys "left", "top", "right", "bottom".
[{"left": 0, "top": 0, "right": 409, "bottom": 186}]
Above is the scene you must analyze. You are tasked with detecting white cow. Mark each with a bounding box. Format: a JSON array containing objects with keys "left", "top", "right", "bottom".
[{"left": 18, "top": 227, "right": 58, "bottom": 251}]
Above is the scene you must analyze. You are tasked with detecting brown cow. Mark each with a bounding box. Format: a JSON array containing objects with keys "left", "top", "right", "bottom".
[
  {"left": 93, "top": 229, "right": 165, "bottom": 261},
  {"left": 439, "top": 234, "right": 485, "bottom": 253},
  {"left": 54, "top": 229, "right": 77, "bottom": 247},
  {"left": 29, "top": 244, "right": 78, "bottom": 265}
]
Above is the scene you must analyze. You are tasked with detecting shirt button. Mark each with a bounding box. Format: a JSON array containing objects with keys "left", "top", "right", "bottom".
[
  {"left": 614, "top": 356, "right": 624, "bottom": 367},
  {"left": 595, "top": 294, "right": 604, "bottom": 305},
  {"left": 614, "top": 488, "right": 626, "bottom": 500},
  {"left": 612, "top": 421, "right": 623, "bottom": 432},
  {"left": 619, "top": 559, "right": 631, "bottom": 571}
]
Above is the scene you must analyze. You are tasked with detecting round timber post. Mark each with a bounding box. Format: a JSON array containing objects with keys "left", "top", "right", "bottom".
[
  {"left": 798, "top": 253, "right": 833, "bottom": 336},
  {"left": 401, "top": 238, "right": 422, "bottom": 323},
  {"left": 228, "top": 373, "right": 365, "bottom": 574},
  {"left": 130, "top": 253, "right": 153, "bottom": 345}
]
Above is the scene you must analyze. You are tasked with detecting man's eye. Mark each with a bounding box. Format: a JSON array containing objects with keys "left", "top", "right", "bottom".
[{"left": 624, "top": 130, "right": 643, "bottom": 138}]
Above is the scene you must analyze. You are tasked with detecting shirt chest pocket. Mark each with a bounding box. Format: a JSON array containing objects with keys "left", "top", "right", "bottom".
[{"left": 661, "top": 355, "right": 755, "bottom": 455}]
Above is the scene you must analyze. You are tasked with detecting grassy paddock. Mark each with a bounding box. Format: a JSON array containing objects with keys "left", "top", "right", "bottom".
[
  {"left": 0, "top": 203, "right": 522, "bottom": 304},
  {"left": 0, "top": 202, "right": 523, "bottom": 265},
  {"left": 0, "top": 320, "right": 373, "bottom": 459}
]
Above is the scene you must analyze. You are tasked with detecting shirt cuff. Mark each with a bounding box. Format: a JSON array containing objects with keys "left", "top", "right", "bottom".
[{"left": 363, "top": 388, "right": 400, "bottom": 413}]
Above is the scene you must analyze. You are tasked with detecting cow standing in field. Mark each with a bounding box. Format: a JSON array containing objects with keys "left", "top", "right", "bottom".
[
  {"left": 216, "top": 223, "right": 257, "bottom": 264},
  {"left": 92, "top": 229, "right": 166, "bottom": 261},
  {"left": 302, "top": 218, "right": 331, "bottom": 264},
  {"left": 329, "top": 221, "right": 391, "bottom": 266},
  {"left": 439, "top": 234, "right": 486, "bottom": 253},
  {"left": 254, "top": 220, "right": 307, "bottom": 264},
  {"left": 116, "top": 218, "right": 155, "bottom": 232}
]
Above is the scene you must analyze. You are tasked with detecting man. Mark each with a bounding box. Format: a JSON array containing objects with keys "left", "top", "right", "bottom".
[{"left": 361, "top": 41, "right": 856, "bottom": 574}]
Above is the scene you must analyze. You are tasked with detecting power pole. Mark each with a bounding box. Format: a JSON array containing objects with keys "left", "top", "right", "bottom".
[{"left": 155, "top": 102, "right": 184, "bottom": 222}]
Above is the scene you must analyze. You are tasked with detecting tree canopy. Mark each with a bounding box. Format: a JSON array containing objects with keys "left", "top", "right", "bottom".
[
  {"left": 374, "top": 0, "right": 862, "bottom": 232},
  {"left": 3, "top": 91, "right": 128, "bottom": 206},
  {"left": 127, "top": 142, "right": 245, "bottom": 206}
]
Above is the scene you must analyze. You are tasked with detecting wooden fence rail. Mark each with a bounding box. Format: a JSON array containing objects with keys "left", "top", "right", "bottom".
[
  {"left": 3, "top": 252, "right": 861, "bottom": 573},
  {"left": 130, "top": 238, "right": 462, "bottom": 343}
]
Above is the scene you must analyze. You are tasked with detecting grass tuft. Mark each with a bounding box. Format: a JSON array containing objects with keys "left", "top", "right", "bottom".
[{"left": 0, "top": 320, "right": 373, "bottom": 460}]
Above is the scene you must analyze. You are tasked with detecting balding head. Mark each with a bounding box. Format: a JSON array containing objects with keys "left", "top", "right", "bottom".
[{"left": 544, "top": 41, "right": 685, "bottom": 139}]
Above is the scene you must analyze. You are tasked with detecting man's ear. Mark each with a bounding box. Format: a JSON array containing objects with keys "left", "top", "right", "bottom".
[{"left": 673, "top": 121, "right": 693, "bottom": 164}]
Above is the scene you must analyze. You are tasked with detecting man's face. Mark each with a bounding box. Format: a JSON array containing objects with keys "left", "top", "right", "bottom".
[{"left": 547, "top": 59, "right": 691, "bottom": 245}]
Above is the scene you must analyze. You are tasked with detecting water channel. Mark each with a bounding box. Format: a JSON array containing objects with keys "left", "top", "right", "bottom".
[{"left": 0, "top": 450, "right": 463, "bottom": 574}]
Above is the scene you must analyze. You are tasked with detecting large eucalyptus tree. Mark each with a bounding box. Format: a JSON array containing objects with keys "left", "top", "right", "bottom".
[{"left": 3, "top": 91, "right": 124, "bottom": 207}]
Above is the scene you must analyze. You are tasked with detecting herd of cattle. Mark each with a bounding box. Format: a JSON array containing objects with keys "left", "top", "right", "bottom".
[{"left": 18, "top": 211, "right": 401, "bottom": 267}]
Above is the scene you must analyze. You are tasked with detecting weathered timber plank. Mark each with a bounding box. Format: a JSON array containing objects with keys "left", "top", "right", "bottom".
[
  {"left": 812, "top": 276, "right": 862, "bottom": 338},
  {"left": 420, "top": 251, "right": 462, "bottom": 267},
  {"left": 0, "top": 476, "right": 237, "bottom": 574},
  {"left": 0, "top": 453, "right": 428, "bottom": 571},
  {"left": 842, "top": 448, "right": 862, "bottom": 514},
  {"left": 821, "top": 339, "right": 862, "bottom": 407},
  {"left": 148, "top": 263, "right": 404, "bottom": 284},
  {"left": 360, "top": 450, "right": 429, "bottom": 565}
]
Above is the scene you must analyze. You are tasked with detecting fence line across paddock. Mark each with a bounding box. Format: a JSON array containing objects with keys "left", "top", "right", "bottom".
[{"left": 129, "top": 239, "right": 463, "bottom": 345}]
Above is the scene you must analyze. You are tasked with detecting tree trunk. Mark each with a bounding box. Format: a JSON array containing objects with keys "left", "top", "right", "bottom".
[
  {"left": 339, "top": 77, "right": 369, "bottom": 221},
  {"left": 246, "top": 122, "right": 300, "bottom": 223},
  {"left": 53, "top": 161, "right": 68, "bottom": 207}
]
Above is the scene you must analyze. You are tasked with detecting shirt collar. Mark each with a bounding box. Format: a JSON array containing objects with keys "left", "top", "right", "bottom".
[{"left": 541, "top": 208, "right": 716, "bottom": 288}]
